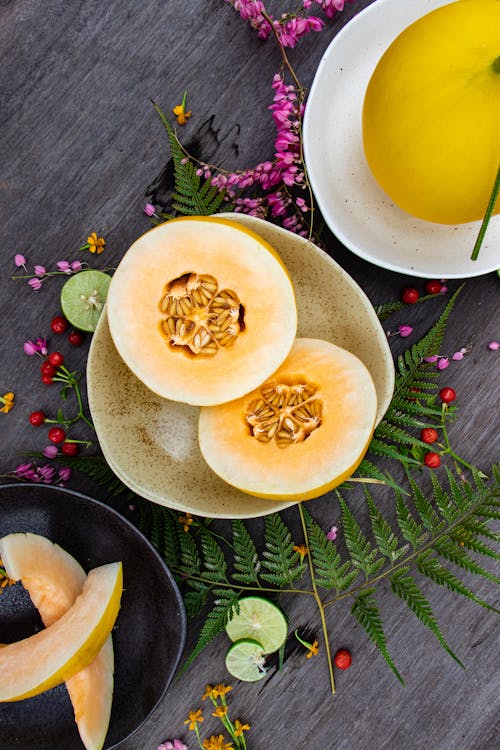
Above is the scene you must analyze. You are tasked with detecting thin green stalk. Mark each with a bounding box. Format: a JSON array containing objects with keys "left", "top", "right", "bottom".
[
  {"left": 171, "top": 570, "right": 315, "bottom": 597},
  {"left": 471, "top": 164, "right": 500, "bottom": 261}
]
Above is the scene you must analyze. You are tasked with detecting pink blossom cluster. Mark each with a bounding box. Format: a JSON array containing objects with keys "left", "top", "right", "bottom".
[
  {"left": 23, "top": 338, "right": 48, "bottom": 357},
  {"left": 13, "top": 254, "right": 83, "bottom": 291},
  {"left": 14, "top": 462, "right": 72, "bottom": 485},
  {"left": 225, "top": 1, "right": 325, "bottom": 47},
  {"left": 304, "top": 0, "right": 354, "bottom": 19}
]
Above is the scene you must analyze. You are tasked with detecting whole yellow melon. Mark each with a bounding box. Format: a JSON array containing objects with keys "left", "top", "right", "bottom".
[{"left": 362, "top": 0, "right": 500, "bottom": 224}]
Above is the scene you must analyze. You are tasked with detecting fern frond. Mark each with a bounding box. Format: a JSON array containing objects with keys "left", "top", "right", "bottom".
[
  {"left": 152, "top": 101, "right": 226, "bottom": 216},
  {"left": 178, "top": 527, "right": 202, "bottom": 577},
  {"left": 416, "top": 550, "right": 498, "bottom": 612},
  {"left": 449, "top": 531, "right": 500, "bottom": 561},
  {"left": 338, "top": 496, "right": 385, "bottom": 577},
  {"left": 231, "top": 520, "right": 261, "bottom": 585},
  {"left": 395, "top": 490, "right": 426, "bottom": 549},
  {"left": 351, "top": 589, "right": 404, "bottom": 683},
  {"left": 161, "top": 508, "right": 181, "bottom": 570},
  {"left": 260, "top": 513, "right": 306, "bottom": 585},
  {"left": 407, "top": 473, "right": 445, "bottom": 532},
  {"left": 364, "top": 487, "right": 405, "bottom": 563},
  {"left": 303, "top": 508, "right": 358, "bottom": 591},
  {"left": 184, "top": 588, "right": 209, "bottom": 619},
  {"left": 433, "top": 536, "right": 500, "bottom": 584},
  {"left": 199, "top": 528, "right": 228, "bottom": 583},
  {"left": 180, "top": 587, "right": 240, "bottom": 673},
  {"left": 352, "top": 459, "right": 404, "bottom": 491},
  {"left": 390, "top": 566, "right": 463, "bottom": 667}
]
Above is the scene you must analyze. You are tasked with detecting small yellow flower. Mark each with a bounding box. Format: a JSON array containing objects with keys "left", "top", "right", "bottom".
[
  {"left": 234, "top": 719, "right": 250, "bottom": 737},
  {"left": 202, "top": 684, "right": 218, "bottom": 701},
  {"left": 214, "top": 683, "right": 232, "bottom": 698},
  {"left": 202, "top": 735, "right": 233, "bottom": 750},
  {"left": 178, "top": 512, "right": 194, "bottom": 533},
  {"left": 0, "top": 392, "right": 14, "bottom": 414},
  {"left": 306, "top": 639, "right": 319, "bottom": 659},
  {"left": 184, "top": 708, "right": 204, "bottom": 731},
  {"left": 212, "top": 705, "right": 228, "bottom": 719},
  {"left": 293, "top": 544, "right": 309, "bottom": 559},
  {"left": 84, "top": 232, "right": 106, "bottom": 254},
  {"left": 173, "top": 90, "right": 191, "bottom": 125}
]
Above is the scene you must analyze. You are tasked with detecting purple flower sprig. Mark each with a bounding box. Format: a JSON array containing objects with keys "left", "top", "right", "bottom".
[
  {"left": 12, "top": 255, "right": 85, "bottom": 291},
  {"left": 13, "top": 462, "right": 72, "bottom": 486}
]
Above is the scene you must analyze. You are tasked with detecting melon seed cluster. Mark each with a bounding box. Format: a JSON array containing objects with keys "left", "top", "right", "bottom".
[
  {"left": 246, "top": 381, "right": 323, "bottom": 448},
  {"left": 159, "top": 272, "right": 243, "bottom": 357}
]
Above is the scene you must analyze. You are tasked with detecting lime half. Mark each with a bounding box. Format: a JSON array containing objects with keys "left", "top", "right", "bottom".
[
  {"left": 60, "top": 270, "right": 111, "bottom": 332},
  {"left": 225, "top": 638, "right": 267, "bottom": 682},
  {"left": 225, "top": 596, "right": 287, "bottom": 653}
]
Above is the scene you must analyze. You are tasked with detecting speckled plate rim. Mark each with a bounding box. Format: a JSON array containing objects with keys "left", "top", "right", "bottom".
[
  {"left": 0, "top": 482, "right": 187, "bottom": 750},
  {"left": 303, "top": 0, "right": 500, "bottom": 279},
  {"left": 87, "top": 214, "right": 394, "bottom": 519}
]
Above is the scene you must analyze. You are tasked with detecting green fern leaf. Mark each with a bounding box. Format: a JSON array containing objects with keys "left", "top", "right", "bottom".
[
  {"left": 260, "top": 513, "right": 306, "bottom": 585},
  {"left": 461, "top": 519, "right": 500, "bottom": 544},
  {"left": 180, "top": 587, "right": 240, "bottom": 673},
  {"left": 338, "top": 496, "right": 385, "bottom": 577},
  {"left": 160, "top": 508, "right": 181, "bottom": 570},
  {"left": 429, "top": 472, "right": 460, "bottom": 524},
  {"left": 199, "top": 528, "right": 228, "bottom": 583},
  {"left": 231, "top": 520, "right": 261, "bottom": 585},
  {"left": 352, "top": 459, "right": 404, "bottom": 492},
  {"left": 390, "top": 566, "right": 463, "bottom": 666},
  {"left": 433, "top": 536, "right": 500, "bottom": 584},
  {"left": 351, "top": 588, "right": 404, "bottom": 683},
  {"left": 178, "top": 528, "right": 202, "bottom": 577},
  {"left": 367, "top": 438, "right": 420, "bottom": 465},
  {"left": 408, "top": 474, "right": 445, "bottom": 532},
  {"left": 184, "top": 588, "right": 209, "bottom": 619},
  {"left": 395, "top": 490, "right": 426, "bottom": 549},
  {"left": 449, "top": 531, "right": 500, "bottom": 561},
  {"left": 416, "top": 550, "right": 498, "bottom": 612},
  {"left": 364, "top": 487, "right": 405, "bottom": 562},
  {"left": 153, "top": 101, "right": 226, "bottom": 216},
  {"left": 303, "top": 508, "right": 358, "bottom": 591}
]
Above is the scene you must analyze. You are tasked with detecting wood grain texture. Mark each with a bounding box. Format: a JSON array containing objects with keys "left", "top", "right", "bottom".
[{"left": 0, "top": 1, "right": 498, "bottom": 749}]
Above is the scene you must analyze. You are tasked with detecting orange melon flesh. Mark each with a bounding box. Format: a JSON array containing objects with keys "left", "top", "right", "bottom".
[
  {"left": 0, "top": 561, "right": 122, "bottom": 703},
  {"left": 0, "top": 533, "right": 114, "bottom": 750},
  {"left": 107, "top": 216, "right": 297, "bottom": 406},
  {"left": 199, "top": 338, "right": 378, "bottom": 501}
]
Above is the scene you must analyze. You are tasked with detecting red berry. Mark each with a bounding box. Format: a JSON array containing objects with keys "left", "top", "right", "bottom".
[
  {"left": 402, "top": 287, "right": 419, "bottom": 304},
  {"left": 68, "top": 330, "right": 84, "bottom": 347},
  {"left": 29, "top": 410, "right": 46, "bottom": 427},
  {"left": 61, "top": 442, "right": 79, "bottom": 456},
  {"left": 439, "top": 387, "right": 456, "bottom": 404},
  {"left": 420, "top": 427, "right": 438, "bottom": 444},
  {"left": 48, "top": 427, "right": 66, "bottom": 444},
  {"left": 334, "top": 648, "right": 352, "bottom": 670},
  {"left": 425, "top": 280, "right": 442, "bottom": 295},
  {"left": 40, "top": 361, "right": 57, "bottom": 377},
  {"left": 48, "top": 351, "right": 64, "bottom": 368},
  {"left": 51, "top": 315, "right": 69, "bottom": 334},
  {"left": 424, "top": 452, "right": 441, "bottom": 468},
  {"left": 41, "top": 374, "right": 53, "bottom": 385}
]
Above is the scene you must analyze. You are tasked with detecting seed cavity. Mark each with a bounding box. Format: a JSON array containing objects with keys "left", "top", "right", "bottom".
[
  {"left": 246, "top": 381, "right": 322, "bottom": 448},
  {"left": 159, "top": 273, "right": 243, "bottom": 357}
]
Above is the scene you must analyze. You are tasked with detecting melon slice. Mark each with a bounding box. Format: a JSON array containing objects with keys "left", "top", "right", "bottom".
[
  {"left": 0, "top": 533, "right": 114, "bottom": 750},
  {"left": 198, "top": 338, "right": 377, "bottom": 501},
  {"left": 106, "top": 216, "right": 297, "bottom": 405},
  {"left": 0, "top": 561, "right": 122, "bottom": 702}
]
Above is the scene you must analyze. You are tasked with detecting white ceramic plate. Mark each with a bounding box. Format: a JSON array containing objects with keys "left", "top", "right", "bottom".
[
  {"left": 87, "top": 214, "right": 394, "bottom": 519},
  {"left": 303, "top": 0, "right": 500, "bottom": 279}
]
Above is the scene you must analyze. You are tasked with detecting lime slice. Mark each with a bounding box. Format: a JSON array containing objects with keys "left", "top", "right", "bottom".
[
  {"left": 225, "top": 638, "right": 267, "bottom": 682},
  {"left": 60, "top": 270, "right": 111, "bottom": 332},
  {"left": 225, "top": 596, "right": 287, "bottom": 653}
]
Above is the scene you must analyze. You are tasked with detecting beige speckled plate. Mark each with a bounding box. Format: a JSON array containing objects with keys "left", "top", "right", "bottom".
[{"left": 87, "top": 214, "right": 394, "bottom": 519}]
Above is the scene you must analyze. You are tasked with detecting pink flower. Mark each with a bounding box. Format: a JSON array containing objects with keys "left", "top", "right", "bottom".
[
  {"left": 398, "top": 325, "right": 413, "bottom": 338},
  {"left": 424, "top": 355, "right": 438, "bottom": 363},
  {"left": 144, "top": 203, "right": 156, "bottom": 217},
  {"left": 28, "top": 277, "right": 42, "bottom": 290},
  {"left": 34, "top": 265, "right": 46, "bottom": 277},
  {"left": 71, "top": 260, "right": 83, "bottom": 272},
  {"left": 23, "top": 340, "right": 38, "bottom": 356},
  {"left": 58, "top": 467, "right": 72, "bottom": 483},
  {"left": 43, "top": 445, "right": 59, "bottom": 459},
  {"left": 57, "top": 261, "right": 72, "bottom": 273},
  {"left": 488, "top": 341, "right": 499, "bottom": 350},
  {"left": 35, "top": 338, "right": 48, "bottom": 355},
  {"left": 326, "top": 525, "right": 338, "bottom": 541},
  {"left": 158, "top": 741, "right": 188, "bottom": 750},
  {"left": 14, "top": 253, "right": 27, "bottom": 268},
  {"left": 437, "top": 357, "right": 449, "bottom": 370}
]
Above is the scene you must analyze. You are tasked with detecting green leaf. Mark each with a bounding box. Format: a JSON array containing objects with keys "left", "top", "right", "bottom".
[
  {"left": 184, "top": 588, "right": 209, "bottom": 619},
  {"left": 390, "top": 566, "right": 463, "bottom": 667},
  {"left": 364, "top": 487, "right": 405, "bottom": 563},
  {"left": 231, "top": 520, "right": 261, "bottom": 585},
  {"left": 338, "top": 496, "right": 385, "bottom": 577},
  {"left": 351, "top": 589, "right": 404, "bottom": 684},
  {"left": 395, "top": 491, "right": 426, "bottom": 549},
  {"left": 303, "top": 508, "right": 358, "bottom": 591},
  {"left": 433, "top": 536, "right": 500, "bottom": 584},
  {"left": 178, "top": 527, "right": 202, "bottom": 578},
  {"left": 408, "top": 473, "right": 445, "bottom": 532},
  {"left": 416, "top": 550, "right": 498, "bottom": 612},
  {"left": 260, "top": 513, "right": 306, "bottom": 586}
]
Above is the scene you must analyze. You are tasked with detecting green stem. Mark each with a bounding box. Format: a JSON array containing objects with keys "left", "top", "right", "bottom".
[
  {"left": 172, "top": 571, "right": 314, "bottom": 597},
  {"left": 298, "top": 503, "right": 336, "bottom": 694},
  {"left": 471, "top": 164, "right": 500, "bottom": 261}
]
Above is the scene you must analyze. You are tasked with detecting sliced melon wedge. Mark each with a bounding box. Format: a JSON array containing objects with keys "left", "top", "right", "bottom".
[
  {"left": 199, "top": 338, "right": 378, "bottom": 501},
  {"left": 0, "top": 561, "right": 122, "bottom": 703},
  {"left": 0, "top": 533, "right": 114, "bottom": 750}
]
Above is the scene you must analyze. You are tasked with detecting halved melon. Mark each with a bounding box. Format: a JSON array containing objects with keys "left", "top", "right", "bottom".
[
  {"left": 198, "top": 338, "right": 377, "bottom": 501},
  {"left": 0, "top": 533, "right": 114, "bottom": 750},
  {"left": 0, "top": 561, "right": 122, "bottom": 702},
  {"left": 106, "top": 216, "right": 297, "bottom": 405}
]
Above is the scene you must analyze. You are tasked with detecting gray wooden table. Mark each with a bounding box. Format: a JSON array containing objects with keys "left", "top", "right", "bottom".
[{"left": 0, "top": 1, "right": 498, "bottom": 749}]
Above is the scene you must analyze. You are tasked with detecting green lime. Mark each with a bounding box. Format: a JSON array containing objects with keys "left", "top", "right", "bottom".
[
  {"left": 225, "top": 638, "right": 267, "bottom": 682},
  {"left": 60, "top": 270, "right": 111, "bottom": 332},
  {"left": 225, "top": 596, "right": 287, "bottom": 653}
]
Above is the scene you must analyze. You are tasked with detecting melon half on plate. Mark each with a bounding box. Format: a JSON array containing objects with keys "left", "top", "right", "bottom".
[{"left": 0, "top": 533, "right": 117, "bottom": 750}]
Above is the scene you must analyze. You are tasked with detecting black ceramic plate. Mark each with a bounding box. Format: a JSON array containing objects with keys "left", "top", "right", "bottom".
[{"left": 0, "top": 483, "right": 186, "bottom": 750}]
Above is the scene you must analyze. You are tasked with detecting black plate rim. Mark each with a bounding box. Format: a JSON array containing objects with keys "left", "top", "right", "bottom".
[{"left": 0, "top": 481, "right": 187, "bottom": 750}]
